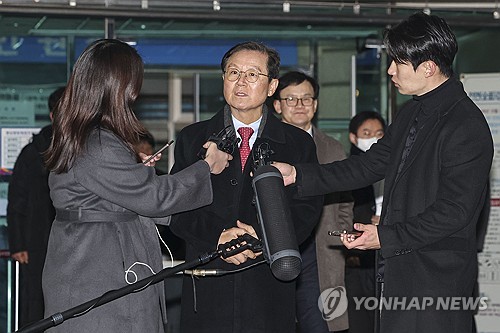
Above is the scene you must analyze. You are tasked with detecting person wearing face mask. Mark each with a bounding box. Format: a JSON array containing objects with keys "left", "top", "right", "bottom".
[
  {"left": 348, "top": 111, "right": 386, "bottom": 224},
  {"left": 355, "top": 136, "right": 379, "bottom": 153},
  {"left": 345, "top": 111, "right": 386, "bottom": 333},
  {"left": 349, "top": 111, "right": 385, "bottom": 153}
]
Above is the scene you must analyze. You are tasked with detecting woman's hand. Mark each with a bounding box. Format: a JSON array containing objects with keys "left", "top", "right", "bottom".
[
  {"left": 139, "top": 152, "right": 161, "bottom": 167},
  {"left": 203, "top": 142, "right": 233, "bottom": 174}
]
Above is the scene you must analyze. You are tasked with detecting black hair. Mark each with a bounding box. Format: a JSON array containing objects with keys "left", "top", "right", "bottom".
[
  {"left": 139, "top": 131, "right": 156, "bottom": 148},
  {"left": 383, "top": 12, "right": 458, "bottom": 77},
  {"left": 220, "top": 41, "right": 280, "bottom": 80},
  {"left": 273, "top": 71, "right": 319, "bottom": 100},
  {"left": 46, "top": 39, "right": 146, "bottom": 173},
  {"left": 349, "top": 111, "right": 387, "bottom": 135}
]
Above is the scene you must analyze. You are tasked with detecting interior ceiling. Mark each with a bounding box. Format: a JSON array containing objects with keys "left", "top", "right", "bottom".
[{"left": 0, "top": 1, "right": 499, "bottom": 40}]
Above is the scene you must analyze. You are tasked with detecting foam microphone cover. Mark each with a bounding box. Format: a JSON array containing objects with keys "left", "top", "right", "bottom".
[{"left": 252, "top": 165, "right": 301, "bottom": 281}]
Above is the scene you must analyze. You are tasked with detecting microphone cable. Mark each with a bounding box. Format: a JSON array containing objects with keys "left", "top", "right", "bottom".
[
  {"left": 16, "top": 235, "right": 258, "bottom": 332},
  {"left": 184, "top": 258, "right": 266, "bottom": 277},
  {"left": 184, "top": 258, "right": 266, "bottom": 313}
]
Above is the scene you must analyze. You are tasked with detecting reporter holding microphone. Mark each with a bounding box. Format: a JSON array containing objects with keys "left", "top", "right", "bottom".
[{"left": 41, "top": 39, "right": 231, "bottom": 333}]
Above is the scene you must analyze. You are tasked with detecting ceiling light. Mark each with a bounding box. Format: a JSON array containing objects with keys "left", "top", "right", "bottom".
[
  {"left": 494, "top": 11, "right": 500, "bottom": 19},
  {"left": 353, "top": 2, "right": 360, "bottom": 15},
  {"left": 283, "top": 1, "right": 290, "bottom": 13}
]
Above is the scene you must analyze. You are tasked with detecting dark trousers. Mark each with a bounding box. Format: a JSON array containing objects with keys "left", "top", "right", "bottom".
[
  {"left": 18, "top": 250, "right": 46, "bottom": 328},
  {"left": 296, "top": 236, "right": 330, "bottom": 333},
  {"left": 345, "top": 266, "right": 376, "bottom": 333}
]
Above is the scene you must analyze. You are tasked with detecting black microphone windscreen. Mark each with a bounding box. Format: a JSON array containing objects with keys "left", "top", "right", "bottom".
[{"left": 252, "top": 165, "right": 301, "bottom": 281}]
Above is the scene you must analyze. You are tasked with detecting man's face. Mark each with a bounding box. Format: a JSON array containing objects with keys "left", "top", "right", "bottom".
[
  {"left": 349, "top": 118, "right": 385, "bottom": 144},
  {"left": 223, "top": 50, "right": 278, "bottom": 122},
  {"left": 273, "top": 81, "right": 317, "bottom": 131},
  {"left": 387, "top": 60, "right": 428, "bottom": 96}
]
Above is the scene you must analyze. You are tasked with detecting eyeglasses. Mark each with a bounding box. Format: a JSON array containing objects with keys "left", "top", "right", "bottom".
[
  {"left": 279, "top": 96, "right": 316, "bottom": 107},
  {"left": 224, "top": 68, "right": 270, "bottom": 83}
]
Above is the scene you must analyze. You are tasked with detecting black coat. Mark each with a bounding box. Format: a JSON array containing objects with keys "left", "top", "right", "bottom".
[
  {"left": 170, "top": 106, "right": 323, "bottom": 333},
  {"left": 296, "top": 78, "right": 493, "bottom": 333},
  {"left": 8, "top": 125, "right": 54, "bottom": 254},
  {"left": 7, "top": 125, "right": 55, "bottom": 325}
]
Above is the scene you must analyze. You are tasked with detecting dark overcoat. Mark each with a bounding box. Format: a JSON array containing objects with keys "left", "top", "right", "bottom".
[
  {"left": 42, "top": 128, "right": 213, "bottom": 333},
  {"left": 296, "top": 79, "right": 493, "bottom": 333},
  {"left": 7, "top": 125, "right": 55, "bottom": 325},
  {"left": 169, "top": 107, "right": 323, "bottom": 333}
]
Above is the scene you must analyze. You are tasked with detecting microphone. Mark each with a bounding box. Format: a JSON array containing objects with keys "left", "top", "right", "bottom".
[{"left": 252, "top": 163, "right": 301, "bottom": 281}]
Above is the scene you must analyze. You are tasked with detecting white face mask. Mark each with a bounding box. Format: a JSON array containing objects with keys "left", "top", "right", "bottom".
[{"left": 356, "top": 137, "right": 379, "bottom": 152}]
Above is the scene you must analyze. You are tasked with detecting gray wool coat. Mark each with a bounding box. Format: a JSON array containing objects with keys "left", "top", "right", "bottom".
[{"left": 42, "top": 128, "right": 213, "bottom": 333}]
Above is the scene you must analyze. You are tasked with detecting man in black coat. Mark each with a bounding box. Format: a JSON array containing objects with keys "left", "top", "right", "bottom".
[
  {"left": 7, "top": 86, "right": 64, "bottom": 326},
  {"left": 274, "top": 13, "right": 493, "bottom": 333},
  {"left": 170, "top": 41, "right": 323, "bottom": 332}
]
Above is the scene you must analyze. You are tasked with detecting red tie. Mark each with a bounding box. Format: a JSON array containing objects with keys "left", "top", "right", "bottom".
[{"left": 238, "top": 127, "right": 254, "bottom": 171}]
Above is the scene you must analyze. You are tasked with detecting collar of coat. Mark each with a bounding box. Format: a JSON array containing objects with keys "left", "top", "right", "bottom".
[
  {"left": 204, "top": 104, "right": 287, "bottom": 146},
  {"left": 412, "top": 77, "right": 467, "bottom": 119}
]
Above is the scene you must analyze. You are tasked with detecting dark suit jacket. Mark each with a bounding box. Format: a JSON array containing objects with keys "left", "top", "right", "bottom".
[
  {"left": 295, "top": 78, "right": 493, "bottom": 333},
  {"left": 170, "top": 106, "right": 323, "bottom": 333}
]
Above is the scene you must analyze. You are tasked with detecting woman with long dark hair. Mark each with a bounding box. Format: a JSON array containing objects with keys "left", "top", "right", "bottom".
[{"left": 42, "top": 39, "right": 231, "bottom": 332}]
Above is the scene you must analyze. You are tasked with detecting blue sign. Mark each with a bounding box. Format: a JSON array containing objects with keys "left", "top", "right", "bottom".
[
  {"left": 1, "top": 36, "right": 298, "bottom": 67},
  {"left": 135, "top": 39, "right": 298, "bottom": 67},
  {"left": 0, "top": 36, "right": 66, "bottom": 63}
]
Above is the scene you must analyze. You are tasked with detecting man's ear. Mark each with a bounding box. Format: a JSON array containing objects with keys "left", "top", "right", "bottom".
[
  {"left": 268, "top": 78, "right": 279, "bottom": 97},
  {"left": 273, "top": 99, "right": 282, "bottom": 114},
  {"left": 424, "top": 61, "right": 437, "bottom": 77},
  {"left": 349, "top": 133, "right": 357, "bottom": 145}
]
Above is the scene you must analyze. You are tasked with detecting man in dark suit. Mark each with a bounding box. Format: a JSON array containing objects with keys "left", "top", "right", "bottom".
[
  {"left": 274, "top": 13, "right": 493, "bottom": 333},
  {"left": 169, "top": 41, "right": 323, "bottom": 332}
]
